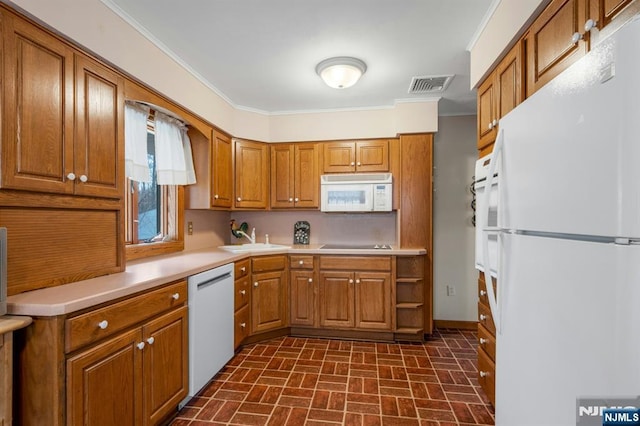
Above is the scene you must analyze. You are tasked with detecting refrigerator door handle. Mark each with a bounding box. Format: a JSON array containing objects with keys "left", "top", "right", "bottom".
[{"left": 480, "top": 128, "right": 504, "bottom": 334}]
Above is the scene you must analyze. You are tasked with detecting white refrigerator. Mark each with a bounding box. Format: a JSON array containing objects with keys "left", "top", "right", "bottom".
[{"left": 476, "top": 17, "right": 640, "bottom": 426}]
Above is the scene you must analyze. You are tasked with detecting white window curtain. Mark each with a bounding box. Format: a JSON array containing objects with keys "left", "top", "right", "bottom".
[
  {"left": 154, "top": 111, "right": 197, "bottom": 185},
  {"left": 124, "top": 102, "right": 151, "bottom": 183}
]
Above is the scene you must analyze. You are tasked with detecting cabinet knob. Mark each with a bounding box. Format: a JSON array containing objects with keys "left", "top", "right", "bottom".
[
  {"left": 584, "top": 18, "right": 597, "bottom": 32},
  {"left": 172, "top": 293, "right": 180, "bottom": 300},
  {"left": 492, "top": 119, "right": 498, "bottom": 126},
  {"left": 355, "top": 279, "right": 361, "bottom": 284},
  {"left": 480, "top": 314, "right": 488, "bottom": 321},
  {"left": 98, "top": 320, "right": 109, "bottom": 330},
  {"left": 294, "top": 197, "right": 299, "bottom": 202},
  {"left": 357, "top": 162, "right": 361, "bottom": 166},
  {"left": 571, "top": 31, "right": 583, "bottom": 44},
  {"left": 79, "top": 174, "right": 88, "bottom": 183},
  {"left": 146, "top": 337, "right": 155, "bottom": 345},
  {"left": 241, "top": 266, "right": 246, "bottom": 273},
  {"left": 67, "top": 172, "right": 76, "bottom": 181},
  {"left": 350, "top": 161, "right": 355, "bottom": 166},
  {"left": 479, "top": 290, "right": 487, "bottom": 296},
  {"left": 136, "top": 342, "right": 145, "bottom": 350},
  {"left": 488, "top": 122, "right": 493, "bottom": 130},
  {"left": 254, "top": 282, "right": 259, "bottom": 287},
  {"left": 237, "top": 197, "right": 242, "bottom": 202},
  {"left": 240, "top": 289, "right": 246, "bottom": 296},
  {"left": 289, "top": 197, "right": 294, "bottom": 202},
  {"left": 480, "top": 371, "right": 489, "bottom": 378},
  {"left": 214, "top": 194, "right": 219, "bottom": 199},
  {"left": 308, "top": 278, "right": 313, "bottom": 283},
  {"left": 349, "top": 279, "right": 354, "bottom": 284},
  {"left": 240, "top": 322, "right": 246, "bottom": 328},
  {"left": 299, "top": 260, "right": 304, "bottom": 265},
  {"left": 479, "top": 338, "right": 487, "bottom": 345}
]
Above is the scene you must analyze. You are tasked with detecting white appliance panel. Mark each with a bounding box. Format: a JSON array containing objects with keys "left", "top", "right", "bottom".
[
  {"left": 495, "top": 233, "right": 638, "bottom": 426},
  {"left": 498, "top": 20, "right": 640, "bottom": 239}
]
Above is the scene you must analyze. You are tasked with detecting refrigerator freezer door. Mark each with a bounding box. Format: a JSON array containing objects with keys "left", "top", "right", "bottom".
[
  {"left": 496, "top": 233, "right": 639, "bottom": 426},
  {"left": 497, "top": 18, "right": 640, "bottom": 239}
]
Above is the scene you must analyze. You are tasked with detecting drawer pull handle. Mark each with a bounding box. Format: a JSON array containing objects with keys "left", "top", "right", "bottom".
[
  {"left": 308, "top": 278, "right": 313, "bottom": 283},
  {"left": 480, "top": 371, "right": 489, "bottom": 378},
  {"left": 479, "top": 338, "right": 487, "bottom": 345},
  {"left": 240, "top": 322, "right": 246, "bottom": 328},
  {"left": 172, "top": 293, "right": 180, "bottom": 300},
  {"left": 254, "top": 282, "right": 259, "bottom": 287},
  {"left": 240, "top": 290, "right": 246, "bottom": 295},
  {"left": 98, "top": 320, "right": 109, "bottom": 330},
  {"left": 137, "top": 342, "right": 145, "bottom": 350},
  {"left": 479, "top": 290, "right": 487, "bottom": 296},
  {"left": 146, "top": 337, "right": 155, "bottom": 345},
  {"left": 480, "top": 314, "right": 488, "bottom": 321},
  {"left": 299, "top": 260, "right": 304, "bottom": 265}
]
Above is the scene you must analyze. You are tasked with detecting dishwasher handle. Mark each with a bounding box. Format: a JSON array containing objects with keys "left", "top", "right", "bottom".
[{"left": 196, "top": 272, "right": 232, "bottom": 290}]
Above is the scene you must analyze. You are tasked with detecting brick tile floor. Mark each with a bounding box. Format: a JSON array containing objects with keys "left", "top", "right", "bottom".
[{"left": 170, "top": 329, "right": 494, "bottom": 425}]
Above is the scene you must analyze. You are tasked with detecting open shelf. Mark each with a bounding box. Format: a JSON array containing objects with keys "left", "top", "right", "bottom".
[{"left": 396, "top": 302, "right": 423, "bottom": 309}]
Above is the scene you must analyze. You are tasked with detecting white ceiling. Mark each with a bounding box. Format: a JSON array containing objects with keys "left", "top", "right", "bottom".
[{"left": 103, "top": 0, "right": 495, "bottom": 116}]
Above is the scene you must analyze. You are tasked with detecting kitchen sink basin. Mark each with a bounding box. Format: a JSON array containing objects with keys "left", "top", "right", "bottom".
[{"left": 218, "top": 243, "right": 291, "bottom": 253}]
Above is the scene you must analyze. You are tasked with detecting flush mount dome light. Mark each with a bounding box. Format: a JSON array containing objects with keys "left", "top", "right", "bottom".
[{"left": 316, "top": 57, "right": 367, "bottom": 89}]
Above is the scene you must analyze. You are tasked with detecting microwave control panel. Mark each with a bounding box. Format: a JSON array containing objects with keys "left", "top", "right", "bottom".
[{"left": 373, "top": 184, "right": 392, "bottom": 211}]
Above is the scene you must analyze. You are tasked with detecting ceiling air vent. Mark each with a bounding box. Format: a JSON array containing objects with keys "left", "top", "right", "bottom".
[{"left": 408, "top": 75, "right": 454, "bottom": 94}]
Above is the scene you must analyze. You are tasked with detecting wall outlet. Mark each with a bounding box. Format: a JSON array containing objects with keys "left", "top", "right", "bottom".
[
  {"left": 187, "top": 221, "right": 193, "bottom": 235},
  {"left": 446, "top": 285, "right": 456, "bottom": 296}
]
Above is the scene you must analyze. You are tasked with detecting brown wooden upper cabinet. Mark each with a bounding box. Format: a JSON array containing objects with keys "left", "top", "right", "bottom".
[
  {"left": 323, "top": 140, "right": 389, "bottom": 173},
  {"left": 234, "top": 139, "right": 269, "bottom": 209},
  {"left": 210, "top": 130, "right": 233, "bottom": 208},
  {"left": 525, "top": 0, "right": 589, "bottom": 97},
  {"left": 590, "top": 0, "right": 640, "bottom": 33},
  {"left": 477, "top": 42, "right": 523, "bottom": 150},
  {"left": 270, "top": 143, "right": 320, "bottom": 209},
  {"left": 1, "top": 11, "right": 123, "bottom": 199}
]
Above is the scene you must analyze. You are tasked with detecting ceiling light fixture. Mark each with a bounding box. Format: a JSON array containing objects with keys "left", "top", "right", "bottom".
[{"left": 316, "top": 57, "right": 367, "bottom": 89}]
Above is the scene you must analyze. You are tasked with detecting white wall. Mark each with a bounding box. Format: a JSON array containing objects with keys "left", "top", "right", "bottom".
[{"left": 433, "top": 115, "right": 478, "bottom": 322}]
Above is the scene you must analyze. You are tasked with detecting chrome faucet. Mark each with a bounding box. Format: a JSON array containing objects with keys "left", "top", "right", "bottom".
[{"left": 236, "top": 227, "right": 256, "bottom": 244}]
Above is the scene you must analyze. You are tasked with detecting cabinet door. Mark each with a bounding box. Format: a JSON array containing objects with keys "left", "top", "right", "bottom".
[
  {"left": 251, "top": 270, "right": 287, "bottom": 333},
  {"left": 1, "top": 12, "right": 75, "bottom": 194},
  {"left": 75, "top": 54, "right": 124, "bottom": 198},
  {"left": 142, "top": 306, "right": 188, "bottom": 426},
  {"left": 290, "top": 270, "right": 315, "bottom": 326},
  {"left": 319, "top": 271, "right": 355, "bottom": 328},
  {"left": 270, "top": 144, "right": 295, "bottom": 208},
  {"left": 294, "top": 143, "right": 320, "bottom": 208},
  {"left": 234, "top": 140, "right": 269, "bottom": 208},
  {"left": 67, "top": 328, "right": 143, "bottom": 426},
  {"left": 525, "top": 0, "right": 588, "bottom": 97},
  {"left": 355, "top": 140, "right": 389, "bottom": 172},
  {"left": 355, "top": 272, "right": 392, "bottom": 330},
  {"left": 323, "top": 142, "right": 356, "bottom": 173},
  {"left": 476, "top": 72, "right": 496, "bottom": 150},
  {"left": 212, "top": 130, "right": 233, "bottom": 208},
  {"left": 590, "top": 0, "right": 638, "bottom": 30},
  {"left": 495, "top": 42, "right": 523, "bottom": 124}
]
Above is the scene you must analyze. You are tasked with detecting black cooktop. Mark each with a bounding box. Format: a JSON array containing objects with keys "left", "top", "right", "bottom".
[{"left": 320, "top": 244, "right": 392, "bottom": 250}]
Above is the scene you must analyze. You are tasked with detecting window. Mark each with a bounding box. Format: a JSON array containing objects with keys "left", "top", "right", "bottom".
[{"left": 125, "top": 111, "right": 183, "bottom": 260}]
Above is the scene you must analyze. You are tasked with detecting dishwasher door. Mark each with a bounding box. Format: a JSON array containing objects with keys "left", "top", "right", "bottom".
[{"left": 184, "top": 263, "right": 234, "bottom": 403}]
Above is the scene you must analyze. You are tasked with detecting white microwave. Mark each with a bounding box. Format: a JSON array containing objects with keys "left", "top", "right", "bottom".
[{"left": 320, "top": 173, "right": 393, "bottom": 212}]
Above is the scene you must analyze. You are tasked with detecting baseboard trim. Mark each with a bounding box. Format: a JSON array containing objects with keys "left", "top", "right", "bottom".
[{"left": 433, "top": 320, "right": 477, "bottom": 330}]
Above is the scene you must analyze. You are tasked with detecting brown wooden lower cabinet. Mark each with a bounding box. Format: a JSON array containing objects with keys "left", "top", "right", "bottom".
[
  {"left": 290, "top": 269, "right": 316, "bottom": 326},
  {"left": 16, "top": 280, "right": 188, "bottom": 426},
  {"left": 250, "top": 255, "right": 288, "bottom": 335},
  {"left": 477, "top": 273, "right": 497, "bottom": 407},
  {"left": 233, "top": 259, "right": 251, "bottom": 348}
]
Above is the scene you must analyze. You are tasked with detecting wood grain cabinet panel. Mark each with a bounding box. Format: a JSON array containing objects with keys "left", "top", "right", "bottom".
[
  {"left": 290, "top": 270, "right": 316, "bottom": 327},
  {"left": 590, "top": 0, "right": 640, "bottom": 31},
  {"left": 476, "top": 73, "right": 497, "bottom": 150},
  {"left": 322, "top": 140, "right": 389, "bottom": 173},
  {"left": 233, "top": 259, "right": 251, "bottom": 349},
  {"left": 271, "top": 143, "right": 319, "bottom": 209},
  {"left": 354, "top": 272, "right": 392, "bottom": 330},
  {"left": 211, "top": 131, "right": 233, "bottom": 208},
  {"left": 319, "top": 271, "right": 355, "bottom": 328},
  {"left": 525, "top": 0, "right": 588, "bottom": 97},
  {"left": 234, "top": 139, "right": 269, "bottom": 209},
  {"left": 251, "top": 255, "right": 288, "bottom": 335}
]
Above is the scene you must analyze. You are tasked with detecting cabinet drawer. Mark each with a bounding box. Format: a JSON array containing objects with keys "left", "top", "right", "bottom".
[
  {"left": 234, "top": 304, "right": 250, "bottom": 349},
  {"left": 478, "top": 274, "right": 497, "bottom": 307},
  {"left": 234, "top": 275, "right": 251, "bottom": 311},
  {"left": 319, "top": 256, "right": 391, "bottom": 271},
  {"left": 478, "top": 347, "right": 496, "bottom": 406},
  {"left": 235, "top": 259, "right": 251, "bottom": 279},
  {"left": 65, "top": 280, "right": 187, "bottom": 353},
  {"left": 478, "top": 323, "right": 496, "bottom": 362},
  {"left": 290, "top": 255, "right": 314, "bottom": 270},
  {"left": 252, "top": 255, "right": 286, "bottom": 273},
  {"left": 477, "top": 301, "right": 495, "bottom": 335}
]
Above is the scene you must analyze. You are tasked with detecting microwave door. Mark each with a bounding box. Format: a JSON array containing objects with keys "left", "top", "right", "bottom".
[{"left": 324, "top": 185, "right": 373, "bottom": 211}]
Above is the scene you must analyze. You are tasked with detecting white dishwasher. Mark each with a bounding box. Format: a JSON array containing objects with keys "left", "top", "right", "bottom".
[{"left": 181, "top": 263, "right": 234, "bottom": 407}]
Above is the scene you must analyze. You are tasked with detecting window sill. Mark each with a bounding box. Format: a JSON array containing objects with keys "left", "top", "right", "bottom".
[{"left": 126, "top": 240, "right": 184, "bottom": 261}]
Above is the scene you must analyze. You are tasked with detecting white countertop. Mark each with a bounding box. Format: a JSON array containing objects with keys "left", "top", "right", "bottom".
[{"left": 7, "top": 245, "right": 425, "bottom": 317}]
